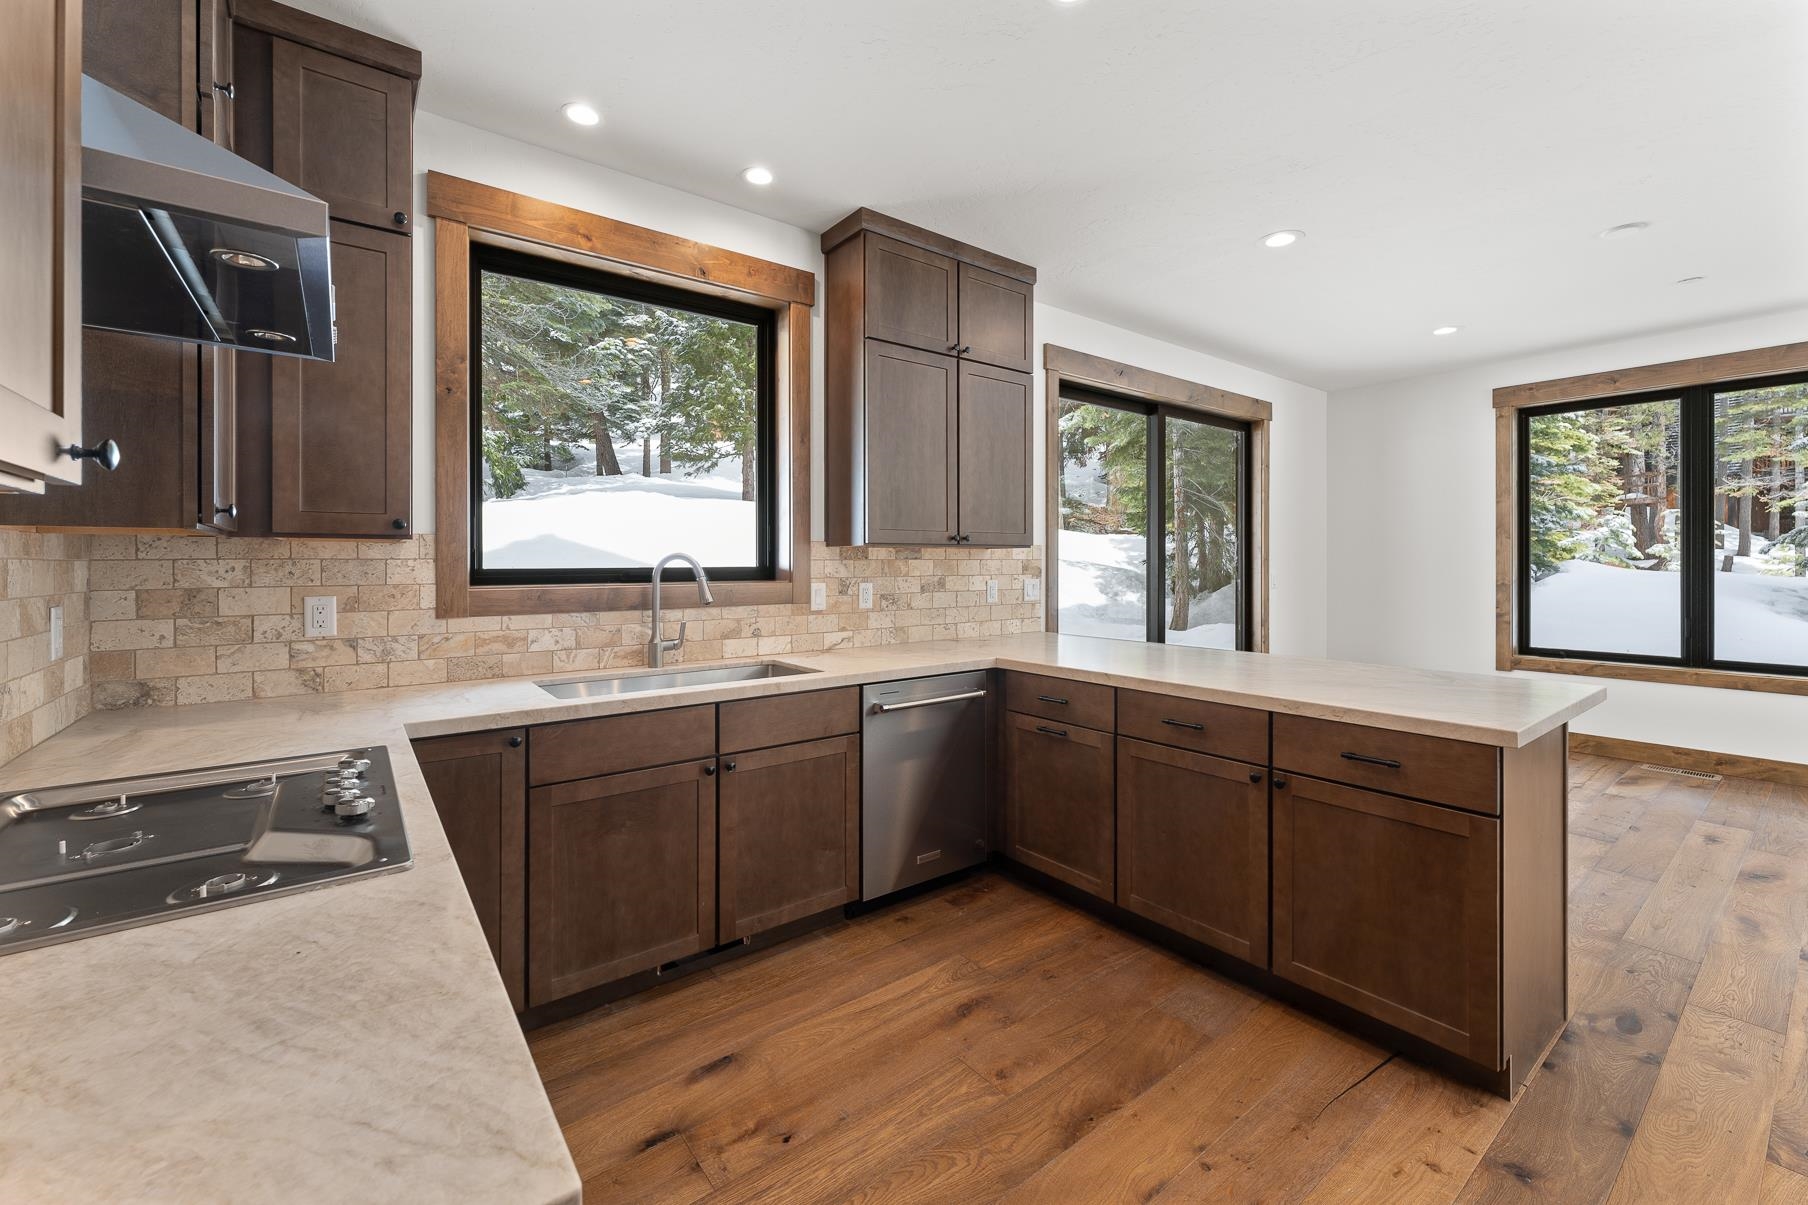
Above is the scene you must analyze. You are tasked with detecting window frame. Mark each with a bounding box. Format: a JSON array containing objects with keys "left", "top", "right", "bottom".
[
  {"left": 1043, "top": 344, "right": 1272, "bottom": 652},
  {"left": 467, "top": 242, "right": 780, "bottom": 587},
  {"left": 1495, "top": 339, "right": 1808, "bottom": 696}
]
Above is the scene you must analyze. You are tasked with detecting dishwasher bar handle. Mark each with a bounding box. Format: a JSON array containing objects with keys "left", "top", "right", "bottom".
[{"left": 869, "top": 688, "right": 988, "bottom": 714}]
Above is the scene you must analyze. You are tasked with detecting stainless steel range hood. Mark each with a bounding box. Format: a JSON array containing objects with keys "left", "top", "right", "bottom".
[{"left": 80, "top": 76, "right": 335, "bottom": 361}]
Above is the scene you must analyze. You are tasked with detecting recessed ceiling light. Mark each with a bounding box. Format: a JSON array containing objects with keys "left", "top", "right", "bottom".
[
  {"left": 1431, "top": 325, "right": 1461, "bottom": 336},
  {"left": 561, "top": 102, "right": 601, "bottom": 127},
  {"left": 1050, "top": 0, "right": 1086, "bottom": 6},
  {"left": 1676, "top": 275, "right": 1706, "bottom": 285},
  {"left": 1259, "top": 229, "right": 1303, "bottom": 249},
  {"left": 1597, "top": 221, "right": 1650, "bottom": 240},
  {"left": 741, "top": 165, "right": 774, "bottom": 187}
]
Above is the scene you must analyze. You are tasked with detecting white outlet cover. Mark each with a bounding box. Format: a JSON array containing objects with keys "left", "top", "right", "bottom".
[
  {"left": 1025, "top": 578, "right": 1041, "bottom": 602},
  {"left": 304, "top": 595, "right": 337, "bottom": 637},
  {"left": 810, "top": 582, "right": 827, "bottom": 612},
  {"left": 858, "top": 582, "right": 874, "bottom": 609},
  {"left": 986, "top": 579, "right": 999, "bottom": 605},
  {"left": 49, "top": 605, "right": 63, "bottom": 661}
]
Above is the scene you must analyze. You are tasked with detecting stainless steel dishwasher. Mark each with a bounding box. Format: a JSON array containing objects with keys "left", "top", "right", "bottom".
[{"left": 861, "top": 672, "right": 990, "bottom": 900}]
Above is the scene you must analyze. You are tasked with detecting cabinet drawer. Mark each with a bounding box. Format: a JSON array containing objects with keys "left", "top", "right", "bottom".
[
  {"left": 528, "top": 704, "right": 715, "bottom": 786},
  {"left": 1273, "top": 714, "right": 1499, "bottom": 815},
  {"left": 1004, "top": 671, "right": 1114, "bottom": 732},
  {"left": 718, "top": 687, "right": 860, "bottom": 754},
  {"left": 1117, "top": 690, "right": 1268, "bottom": 764}
]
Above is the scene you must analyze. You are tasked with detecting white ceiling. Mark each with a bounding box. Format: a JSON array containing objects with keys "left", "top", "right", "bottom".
[{"left": 294, "top": 0, "right": 1807, "bottom": 390}]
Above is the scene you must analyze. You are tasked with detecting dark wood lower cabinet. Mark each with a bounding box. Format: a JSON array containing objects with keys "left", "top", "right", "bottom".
[
  {"left": 1271, "top": 774, "right": 1501, "bottom": 1067},
  {"left": 527, "top": 759, "right": 717, "bottom": 1008},
  {"left": 1115, "top": 738, "right": 1268, "bottom": 965},
  {"left": 413, "top": 730, "right": 526, "bottom": 1010},
  {"left": 1003, "top": 710, "right": 1114, "bottom": 900},
  {"left": 718, "top": 735, "right": 860, "bottom": 941}
]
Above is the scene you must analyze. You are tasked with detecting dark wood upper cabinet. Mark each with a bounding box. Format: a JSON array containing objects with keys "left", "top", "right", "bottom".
[
  {"left": 956, "top": 361, "right": 1032, "bottom": 546},
  {"left": 1271, "top": 774, "right": 1501, "bottom": 1066},
  {"left": 1116, "top": 738, "right": 1268, "bottom": 965},
  {"left": 718, "top": 734, "right": 860, "bottom": 942},
  {"left": 414, "top": 729, "right": 527, "bottom": 1010},
  {"left": 823, "top": 209, "right": 1035, "bottom": 547},
  {"left": 863, "top": 235, "right": 958, "bottom": 354},
  {"left": 958, "top": 264, "right": 1033, "bottom": 373},
  {"left": 1002, "top": 709, "right": 1115, "bottom": 900},
  {"left": 527, "top": 758, "right": 718, "bottom": 1007},
  {"left": 861, "top": 341, "right": 958, "bottom": 545},
  {"left": 269, "top": 219, "right": 412, "bottom": 535},
  {"left": 270, "top": 38, "right": 413, "bottom": 234}
]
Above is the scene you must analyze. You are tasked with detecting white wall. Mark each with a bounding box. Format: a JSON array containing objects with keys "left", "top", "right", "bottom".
[
  {"left": 406, "top": 112, "right": 1332, "bottom": 653},
  {"left": 1328, "top": 307, "right": 1808, "bottom": 762}
]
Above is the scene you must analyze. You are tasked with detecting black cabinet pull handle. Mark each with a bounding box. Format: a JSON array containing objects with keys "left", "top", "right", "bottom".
[
  {"left": 507, "top": 735, "right": 523, "bottom": 748},
  {"left": 1340, "top": 752, "right": 1403, "bottom": 769},
  {"left": 724, "top": 760, "right": 736, "bottom": 772},
  {"left": 213, "top": 81, "right": 235, "bottom": 100},
  {"left": 703, "top": 763, "right": 716, "bottom": 776},
  {"left": 215, "top": 503, "right": 238, "bottom": 520},
  {"left": 1273, "top": 776, "right": 1289, "bottom": 789},
  {"left": 1249, "top": 772, "right": 1263, "bottom": 784},
  {"left": 1034, "top": 725, "right": 1069, "bottom": 739},
  {"left": 948, "top": 342, "right": 960, "bottom": 352},
  {"left": 948, "top": 534, "right": 961, "bottom": 542},
  {"left": 64, "top": 440, "right": 121, "bottom": 471},
  {"left": 959, "top": 344, "right": 973, "bottom": 353},
  {"left": 393, "top": 211, "right": 409, "bottom": 227},
  {"left": 392, "top": 518, "right": 408, "bottom": 530},
  {"left": 1162, "top": 718, "right": 1205, "bottom": 731},
  {"left": 1036, "top": 695, "right": 1068, "bottom": 705}
]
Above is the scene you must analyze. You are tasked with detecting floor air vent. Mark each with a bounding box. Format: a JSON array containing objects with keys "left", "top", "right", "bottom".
[{"left": 1637, "top": 763, "right": 1723, "bottom": 782}]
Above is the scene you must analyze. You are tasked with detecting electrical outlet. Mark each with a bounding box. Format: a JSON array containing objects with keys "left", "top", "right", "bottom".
[
  {"left": 986, "top": 579, "right": 999, "bottom": 605},
  {"left": 858, "top": 582, "right": 874, "bottom": 610},
  {"left": 49, "top": 605, "right": 63, "bottom": 661},
  {"left": 304, "top": 595, "right": 337, "bottom": 637},
  {"left": 810, "top": 581, "right": 827, "bottom": 612},
  {"left": 1024, "top": 578, "right": 1041, "bottom": 602}
]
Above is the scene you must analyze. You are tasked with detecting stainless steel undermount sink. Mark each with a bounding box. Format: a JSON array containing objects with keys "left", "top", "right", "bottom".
[{"left": 536, "top": 661, "right": 818, "bottom": 700}]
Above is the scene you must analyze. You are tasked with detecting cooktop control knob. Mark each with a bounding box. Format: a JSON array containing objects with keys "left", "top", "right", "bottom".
[
  {"left": 337, "top": 756, "right": 372, "bottom": 773},
  {"left": 332, "top": 795, "right": 375, "bottom": 822}
]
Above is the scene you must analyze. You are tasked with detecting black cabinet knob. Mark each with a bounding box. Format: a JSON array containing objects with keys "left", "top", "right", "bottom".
[
  {"left": 215, "top": 503, "right": 238, "bottom": 520},
  {"left": 723, "top": 761, "right": 736, "bottom": 772},
  {"left": 392, "top": 518, "right": 408, "bottom": 530},
  {"left": 212, "top": 81, "right": 235, "bottom": 100},
  {"left": 1273, "top": 777, "right": 1289, "bottom": 789},
  {"left": 703, "top": 764, "right": 716, "bottom": 776},
  {"left": 64, "top": 440, "right": 121, "bottom": 471},
  {"left": 393, "top": 211, "right": 409, "bottom": 227},
  {"left": 507, "top": 735, "right": 523, "bottom": 748},
  {"left": 1248, "top": 771, "right": 1263, "bottom": 784}
]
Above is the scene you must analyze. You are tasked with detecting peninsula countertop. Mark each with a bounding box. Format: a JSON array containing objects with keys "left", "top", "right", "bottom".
[{"left": 0, "top": 634, "right": 1603, "bottom": 1203}]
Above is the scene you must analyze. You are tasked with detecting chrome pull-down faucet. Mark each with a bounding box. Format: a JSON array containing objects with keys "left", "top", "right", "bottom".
[{"left": 647, "top": 553, "right": 715, "bottom": 668}]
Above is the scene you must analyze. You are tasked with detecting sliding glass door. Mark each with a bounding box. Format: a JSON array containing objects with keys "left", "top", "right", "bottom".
[{"left": 1056, "top": 387, "right": 1250, "bottom": 648}]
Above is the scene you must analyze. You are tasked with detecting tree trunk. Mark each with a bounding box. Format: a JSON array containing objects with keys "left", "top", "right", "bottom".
[
  {"left": 657, "top": 350, "right": 673, "bottom": 477},
  {"left": 641, "top": 434, "right": 652, "bottom": 478},
  {"left": 659, "top": 439, "right": 672, "bottom": 476},
  {"left": 1737, "top": 459, "right": 1754, "bottom": 557},
  {"left": 593, "top": 414, "right": 622, "bottom": 476},
  {"left": 1168, "top": 482, "right": 1191, "bottom": 633},
  {"left": 1768, "top": 456, "right": 1783, "bottom": 541},
  {"left": 740, "top": 440, "right": 755, "bottom": 502},
  {"left": 539, "top": 429, "right": 553, "bottom": 472}
]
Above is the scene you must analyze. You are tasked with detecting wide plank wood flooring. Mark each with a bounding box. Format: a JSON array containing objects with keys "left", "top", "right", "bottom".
[{"left": 528, "top": 754, "right": 1808, "bottom": 1204}]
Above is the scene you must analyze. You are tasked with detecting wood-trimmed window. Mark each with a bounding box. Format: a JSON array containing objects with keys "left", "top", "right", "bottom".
[
  {"left": 427, "top": 172, "right": 813, "bottom": 618},
  {"left": 1495, "top": 340, "right": 1808, "bottom": 695},
  {"left": 1043, "top": 345, "right": 1272, "bottom": 651}
]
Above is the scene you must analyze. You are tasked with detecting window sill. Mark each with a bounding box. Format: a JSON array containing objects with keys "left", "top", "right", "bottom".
[
  {"left": 457, "top": 578, "right": 805, "bottom": 618},
  {"left": 1504, "top": 652, "right": 1808, "bottom": 697}
]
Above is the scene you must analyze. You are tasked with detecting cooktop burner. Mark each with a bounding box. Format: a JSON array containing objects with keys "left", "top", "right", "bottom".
[{"left": 0, "top": 747, "right": 411, "bottom": 956}]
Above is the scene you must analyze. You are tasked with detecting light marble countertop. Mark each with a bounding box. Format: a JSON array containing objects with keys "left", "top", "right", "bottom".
[{"left": 0, "top": 633, "right": 1601, "bottom": 1202}]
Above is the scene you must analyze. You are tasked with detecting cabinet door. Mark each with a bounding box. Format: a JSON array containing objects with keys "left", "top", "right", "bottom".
[
  {"left": 1117, "top": 738, "right": 1268, "bottom": 965},
  {"left": 1003, "top": 711, "right": 1115, "bottom": 899},
  {"left": 718, "top": 735, "right": 860, "bottom": 941},
  {"left": 863, "top": 234, "right": 958, "bottom": 355},
  {"left": 270, "top": 38, "right": 412, "bottom": 233},
  {"left": 862, "top": 341, "right": 957, "bottom": 544},
  {"left": 270, "top": 220, "right": 412, "bottom": 535},
  {"left": 527, "top": 759, "right": 717, "bottom": 1007},
  {"left": 1272, "top": 775, "right": 1500, "bottom": 1065},
  {"left": 958, "top": 264, "right": 1033, "bottom": 373},
  {"left": 415, "top": 729, "right": 527, "bottom": 1010},
  {"left": 956, "top": 362, "right": 1032, "bottom": 546},
  {"left": 0, "top": 0, "right": 82, "bottom": 489}
]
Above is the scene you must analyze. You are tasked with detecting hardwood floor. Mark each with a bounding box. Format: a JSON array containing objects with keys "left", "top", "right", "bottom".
[{"left": 528, "top": 755, "right": 1808, "bottom": 1204}]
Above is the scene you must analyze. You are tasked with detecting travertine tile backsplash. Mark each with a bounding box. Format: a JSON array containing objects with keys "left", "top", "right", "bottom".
[
  {"left": 84, "top": 535, "right": 1042, "bottom": 710},
  {"left": 0, "top": 532, "right": 91, "bottom": 763}
]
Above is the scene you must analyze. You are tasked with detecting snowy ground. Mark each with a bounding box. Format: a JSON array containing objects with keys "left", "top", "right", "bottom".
[
  {"left": 1057, "top": 529, "right": 1237, "bottom": 649},
  {"left": 481, "top": 449, "right": 757, "bottom": 569},
  {"left": 1531, "top": 549, "right": 1808, "bottom": 665}
]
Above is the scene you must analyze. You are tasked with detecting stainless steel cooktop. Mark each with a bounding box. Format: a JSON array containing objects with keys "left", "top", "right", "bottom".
[{"left": 0, "top": 747, "right": 411, "bottom": 956}]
